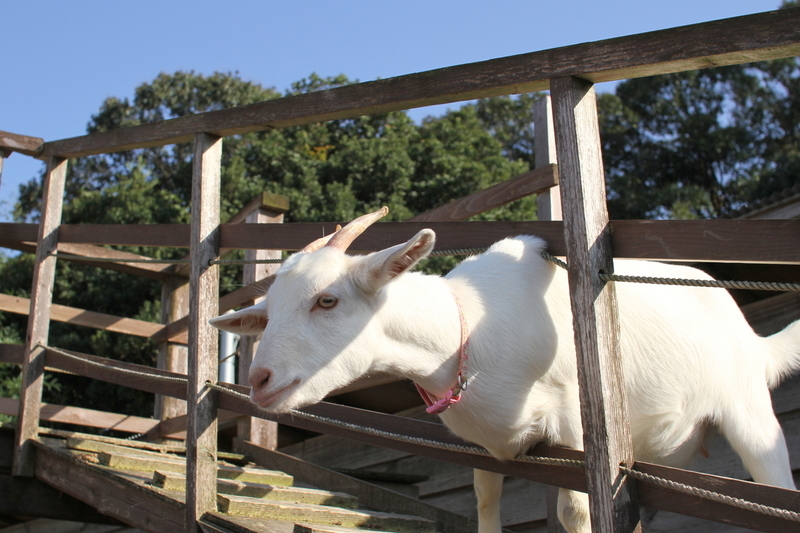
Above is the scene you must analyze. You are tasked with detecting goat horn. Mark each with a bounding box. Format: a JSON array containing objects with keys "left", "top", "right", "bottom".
[
  {"left": 301, "top": 224, "right": 343, "bottom": 254},
  {"left": 326, "top": 206, "right": 389, "bottom": 252}
]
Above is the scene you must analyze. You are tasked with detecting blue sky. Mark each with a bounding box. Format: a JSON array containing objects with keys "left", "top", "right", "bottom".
[{"left": 0, "top": 0, "right": 783, "bottom": 221}]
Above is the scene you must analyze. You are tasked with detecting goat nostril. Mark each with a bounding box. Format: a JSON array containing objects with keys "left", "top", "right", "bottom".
[{"left": 249, "top": 368, "right": 271, "bottom": 390}]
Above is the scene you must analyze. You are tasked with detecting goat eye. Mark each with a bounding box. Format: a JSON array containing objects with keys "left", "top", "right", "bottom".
[{"left": 317, "top": 295, "right": 338, "bottom": 309}]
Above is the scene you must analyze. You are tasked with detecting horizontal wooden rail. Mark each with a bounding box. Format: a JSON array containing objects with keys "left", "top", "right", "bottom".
[
  {"left": 407, "top": 164, "right": 558, "bottom": 222},
  {"left": 0, "top": 294, "right": 187, "bottom": 344},
  {"left": 25, "top": 343, "right": 800, "bottom": 532},
  {"left": 0, "top": 130, "right": 44, "bottom": 157},
  {"left": 5, "top": 219, "right": 794, "bottom": 264},
  {"left": 0, "top": 397, "right": 160, "bottom": 435},
  {"left": 26, "top": 8, "right": 800, "bottom": 159}
]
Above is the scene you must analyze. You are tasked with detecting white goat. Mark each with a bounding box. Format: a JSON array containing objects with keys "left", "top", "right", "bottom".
[{"left": 210, "top": 207, "right": 800, "bottom": 533}]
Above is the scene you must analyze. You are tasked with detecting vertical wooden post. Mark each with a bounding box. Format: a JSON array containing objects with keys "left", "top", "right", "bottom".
[
  {"left": 13, "top": 156, "right": 68, "bottom": 476},
  {"left": 535, "top": 95, "right": 568, "bottom": 533},
  {"left": 550, "top": 76, "right": 639, "bottom": 533},
  {"left": 186, "top": 133, "right": 222, "bottom": 530},
  {"left": 235, "top": 193, "right": 287, "bottom": 452},
  {"left": 154, "top": 275, "right": 189, "bottom": 425},
  {"left": 535, "top": 95, "right": 562, "bottom": 222}
]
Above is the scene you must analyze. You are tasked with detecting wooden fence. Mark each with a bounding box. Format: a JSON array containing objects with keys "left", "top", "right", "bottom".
[{"left": 2, "top": 6, "right": 800, "bottom": 532}]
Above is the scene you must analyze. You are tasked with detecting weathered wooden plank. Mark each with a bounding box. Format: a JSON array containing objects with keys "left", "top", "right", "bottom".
[
  {"left": 743, "top": 292, "right": 800, "bottom": 336},
  {"left": 551, "top": 76, "right": 639, "bottom": 532},
  {"left": 0, "top": 474, "right": 123, "bottom": 524},
  {"left": 217, "top": 493, "right": 436, "bottom": 533},
  {"left": 14, "top": 156, "right": 68, "bottom": 477},
  {"left": 236, "top": 201, "right": 284, "bottom": 451},
  {"left": 0, "top": 398, "right": 160, "bottom": 434},
  {"left": 0, "top": 293, "right": 172, "bottom": 340},
  {"left": 43, "top": 346, "right": 187, "bottom": 399},
  {"left": 407, "top": 165, "right": 557, "bottom": 222},
  {"left": 52, "top": 241, "right": 178, "bottom": 280},
  {"left": 153, "top": 470, "right": 358, "bottom": 508},
  {"left": 0, "top": 129, "right": 44, "bottom": 156},
  {"left": 535, "top": 95, "right": 562, "bottom": 224},
  {"left": 0, "top": 342, "right": 24, "bottom": 364},
  {"left": 32, "top": 440, "right": 186, "bottom": 533},
  {"left": 533, "top": 94, "right": 567, "bottom": 533},
  {"left": 0, "top": 222, "right": 39, "bottom": 242},
  {"left": 155, "top": 274, "right": 190, "bottom": 424},
  {"left": 13, "top": 219, "right": 800, "bottom": 265},
  {"left": 186, "top": 133, "right": 224, "bottom": 528},
  {"left": 58, "top": 223, "right": 190, "bottom": 247},
  {"left": 39, "top": 9, "right": 800, "bottom": 159}
]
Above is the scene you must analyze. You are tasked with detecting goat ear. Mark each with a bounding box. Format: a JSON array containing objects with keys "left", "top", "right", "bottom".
[
  {"left": 357, "top": 229, "right": 436, "bottom": 293},
  {"left": 208, "top": 301, "right": 268, "bottom": 335}
]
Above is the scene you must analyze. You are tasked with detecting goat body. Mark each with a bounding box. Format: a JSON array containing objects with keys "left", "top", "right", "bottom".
[{"left": 211, "top": 217, "right": 800, "bottom": 533}]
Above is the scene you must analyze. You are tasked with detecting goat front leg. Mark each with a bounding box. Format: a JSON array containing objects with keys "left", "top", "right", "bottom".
[
  {"left": 557, "top": 488, "right": 591, "bottom": 533},
  {"left": 474, "top": 469, "right": 503, "bottom": 533}
]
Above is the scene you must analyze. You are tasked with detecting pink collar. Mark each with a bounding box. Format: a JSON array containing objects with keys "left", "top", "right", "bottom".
[{"left": 415, "top": 293, "right": 470, "bottom": 415}]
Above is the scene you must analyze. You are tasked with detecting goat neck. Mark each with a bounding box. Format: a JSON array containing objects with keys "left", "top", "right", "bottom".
[{"left": 370, "top": 273, "right": 468, "bottom": 399}]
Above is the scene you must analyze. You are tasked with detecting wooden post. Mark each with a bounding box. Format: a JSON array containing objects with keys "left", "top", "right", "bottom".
[
  {"left": 13, "top": 156, "right": 68, "bottom": 476},
  {"left": 186, "top": 133, "right": 222, "bottom": 530},
  {"left": 535, "top": 95, "right": 562, "bottom": 222},
  {"left": 154, "top": 274, "right": 189, "bottom": 425},
  {"left": 535, "top": 95, "right": 568, "bottom": 533},
  {"left": 235, "top": 193, "right": 287, "bottom": 452},
  {"left": 550, "top": 76, "right": 639, "bottom": 533}
]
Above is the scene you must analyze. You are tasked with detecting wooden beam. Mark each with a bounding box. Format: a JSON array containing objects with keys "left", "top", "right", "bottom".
[
  {"left": 186, "top": 133, "right": 223, "bottom": 529},
  {"left": 534, "top": 95, "right": 562, "bottom": 223},
  {"left": 0, "top": 397, "right": 161, "bottom": 434},
  {"left": 14, "top": 156, "right": 68, "bottom": 477},
  {"left": 43, "top": 346, "right": 187, "bottom": 399},
  {"left": 155, "top": 274, "right": 190, "bottom": 424},
  {"left": 534, "top": 94, "right": 566, "bottom": 533},
  {"left": 37, "top": 9, "right": 800, "bottom": 159},
  {"left": 0, "top": 474, "right": 122, "bottom": 524},
  {"left": 32, "top": 440, "right": 186, "bottom": 532},
  {"left": 0, "top": 343, "right": 24, "bottom": 364},
  {"left": 551, "top": 76, "right": 639, "bottom": 532},
  {"left": 0, "top": 129, "right": 44, "bottom": 157},
  {"left": 58, "top": 223, "right": 190, "bottom": 247},
  {"left": 0, "top": 293, "right": 182, "bottom": 342},
  {"left": 8, "top": 219, "right": 797, "bottom": 265},
  {"left": 235, "top": 201, "right": 284, "bottom": 451},
  {"left": 407, "top": 165, "right": 557, "bottom": 222},
  {"left": 238, "top": 440, "right": 480, "bottom": 533}
]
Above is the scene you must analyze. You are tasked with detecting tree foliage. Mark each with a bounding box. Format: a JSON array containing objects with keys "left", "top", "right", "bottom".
[
  {"left": 3, "top": 25, "right": 799, "bottom": 421},
  {"left": 2, "top": 72, "right": 539, "bottom": 420}
]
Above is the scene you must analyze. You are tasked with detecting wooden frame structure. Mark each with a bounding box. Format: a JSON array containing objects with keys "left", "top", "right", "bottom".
[{"left": 2, "top": 6, "right": 800, "bottom": 532}]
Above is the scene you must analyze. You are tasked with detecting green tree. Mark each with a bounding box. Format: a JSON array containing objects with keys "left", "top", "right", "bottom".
[
  {"left": 598, "top": 2, "right": 800, "bottom": 220},
  {"left": 3, "top": 71, "right": 538, "bottom": 422}
]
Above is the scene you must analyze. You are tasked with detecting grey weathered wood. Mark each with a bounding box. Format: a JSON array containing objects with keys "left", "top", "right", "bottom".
[
  {"left": 238, "top": 440, "right": 481, "bottom": 533},
  {"left": 407, "top": 165, "right": 558, "bottom": 223},
  {"left": 35, "top": 9, "right": 800, "bottom": 159},
  {"left": 13, "top": 156, "right": 67, "bottom": 477},
  {"left": 550, "top": 76, "right": 639, "bottom": 532},
  {"left": 155, "top": 275, "right": 190, "bottom": 425},
  {"left": 0, "top": 129, "right": 44, "bottom": 156},
  {"left": 535, "top": 95, "right": 562, "bottom": 223},
  {"left": 236, "top": 200, "right": 285, "bottom": 451},
  {"left": 11, "top": 218, "right": 800, "bottom": 265},
  {"left": 32, "top": 440, "right": 186, "bottom": 533},
  {"left": 186, "top": 133, "right": 223, "bottom": 530},
  {"left": 534, "top": 93, "right": 567, "bottom": 533}
]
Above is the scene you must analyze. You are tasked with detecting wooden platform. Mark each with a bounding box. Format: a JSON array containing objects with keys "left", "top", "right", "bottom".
[{"left": 23, "top": 432, "right": 441, "bottom": 533}]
